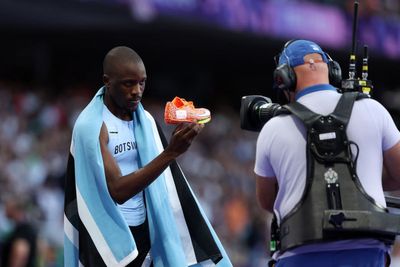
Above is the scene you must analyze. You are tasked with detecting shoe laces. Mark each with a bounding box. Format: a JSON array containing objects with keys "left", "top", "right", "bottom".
[{"left": 172, "top": 97, "right": 194, "bottom": 108}]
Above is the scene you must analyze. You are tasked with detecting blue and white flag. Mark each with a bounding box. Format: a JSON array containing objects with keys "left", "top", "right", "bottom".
[{"left": 64, "top": 87, "right": 232, "bottom": 267}]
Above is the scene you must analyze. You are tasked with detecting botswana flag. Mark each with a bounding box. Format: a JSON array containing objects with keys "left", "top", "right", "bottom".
[{"left": 63, "top": 87, "right": 232, "bottom": 267}]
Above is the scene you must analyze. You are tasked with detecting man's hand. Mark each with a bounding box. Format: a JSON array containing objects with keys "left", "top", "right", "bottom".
[{"left": 165, "top": 122, "right": 204, "bottom": 158}]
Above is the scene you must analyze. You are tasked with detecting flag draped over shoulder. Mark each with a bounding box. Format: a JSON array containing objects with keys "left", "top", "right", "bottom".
[{"left": 64, "top": 87, "right": 232, "bottom": 267}]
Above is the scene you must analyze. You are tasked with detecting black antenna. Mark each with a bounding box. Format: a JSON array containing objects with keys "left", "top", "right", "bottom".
[
  {"left": 341, "top": 0, "right": 373, "bottom": 95},
  {"left": 360, "top": 44, "right": 373, "bottom": 94},
  {"left": 362, "top": 45, "right": 368, "bottom": 81},
  {"left": 348, "top": 0, "right": 359, "bottom": 80}
]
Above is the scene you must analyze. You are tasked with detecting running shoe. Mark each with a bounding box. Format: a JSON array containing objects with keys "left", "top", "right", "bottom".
[{"left": 164, "top": 96, "right": 211, "bottom": 124}]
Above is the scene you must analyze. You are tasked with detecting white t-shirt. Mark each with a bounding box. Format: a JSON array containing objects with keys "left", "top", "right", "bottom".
[
  {"left": 254, "top": 84, "right": 400, "bottom": 256},
  {"left": 103, "top": 105, "right": 146, "bottom": 226}
]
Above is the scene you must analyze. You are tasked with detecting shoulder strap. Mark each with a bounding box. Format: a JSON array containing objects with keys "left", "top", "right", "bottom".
[
  {"left": 331, "top": 92, "right": 358, "bottom": 127},
  {"left": 283, "top": 102, "right": 320, "bottom": 129}
]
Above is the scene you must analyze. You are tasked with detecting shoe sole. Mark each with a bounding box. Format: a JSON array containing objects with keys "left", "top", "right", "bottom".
[
  {"left": 197, "top": 117, "right": 211, "bottom": 124},
  {"left": 164, "top": 116, "right": 211, "bottom": 124}
]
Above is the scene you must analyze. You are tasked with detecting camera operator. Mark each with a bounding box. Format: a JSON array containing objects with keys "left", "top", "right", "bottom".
[{"left": 254, "top": 39, "right": 400, "bottom": 267}]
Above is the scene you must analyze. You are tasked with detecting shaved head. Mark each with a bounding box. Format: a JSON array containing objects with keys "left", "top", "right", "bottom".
[{"left": 103, "top": 46, "right": 143, "bottom": 76}]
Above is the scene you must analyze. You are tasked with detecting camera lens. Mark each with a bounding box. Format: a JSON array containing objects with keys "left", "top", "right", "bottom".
[{"left": 240, "top": 95, "right": 284, "bottom": 132}]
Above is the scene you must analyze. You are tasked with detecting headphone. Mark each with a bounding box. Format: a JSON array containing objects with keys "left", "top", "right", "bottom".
[{"left": 273, "top": 40, "right": 342, "bottom": 92}]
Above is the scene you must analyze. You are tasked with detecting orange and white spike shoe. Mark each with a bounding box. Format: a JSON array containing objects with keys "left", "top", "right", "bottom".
[{"left": 164, "top": 96, "right": 211, "bottom": 124}]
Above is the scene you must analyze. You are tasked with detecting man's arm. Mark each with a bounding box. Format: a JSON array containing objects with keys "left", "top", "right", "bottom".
[
  {"left": 100, "top": 122, "right": 204, "bottom": 204},
  {"left": 256, "top": 175, "right": 278, "bottom": 213},
  {"left": 383, "top": 141, "right": 400, "bottom": 191}
]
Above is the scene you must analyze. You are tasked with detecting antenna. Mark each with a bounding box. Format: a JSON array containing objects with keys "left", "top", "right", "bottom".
[
  {"left": 348, "top": 1, "right": 359, "bottom": 80},
  {"left": 360, "top": 44, "right": 373, "bottom": 94},
  {"left": 341, "top": 1, "right": 373, "bottom": 95},
  {"left": 362, "top": 45, "right": 368, "bottom": 81}
]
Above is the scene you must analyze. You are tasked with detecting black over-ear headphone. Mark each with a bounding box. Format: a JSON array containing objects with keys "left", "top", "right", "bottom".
[{"left": 273, "top": 40, "right": 342, "bottom": 92}]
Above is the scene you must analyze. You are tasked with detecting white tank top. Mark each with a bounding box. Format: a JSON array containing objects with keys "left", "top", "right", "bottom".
[{"left": 102, "top": 104, "right": 146, "bottom": 226}]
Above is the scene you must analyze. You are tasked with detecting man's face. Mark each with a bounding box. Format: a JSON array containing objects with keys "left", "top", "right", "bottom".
[{"left": 105, "top": 61, "right": 147, "bottom": 113}]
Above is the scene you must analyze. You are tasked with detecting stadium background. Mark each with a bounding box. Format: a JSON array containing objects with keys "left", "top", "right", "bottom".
[{"left": 1, "top": 0, "right": 400, "bottom": 266}]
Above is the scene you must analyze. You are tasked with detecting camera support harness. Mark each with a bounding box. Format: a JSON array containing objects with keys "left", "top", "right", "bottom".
[{"left": 272, "top": 92, "right": 400, "bottom": 254}]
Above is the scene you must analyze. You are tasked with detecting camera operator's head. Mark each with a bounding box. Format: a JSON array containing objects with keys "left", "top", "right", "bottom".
[{"left": 273, "top": 39, "right": 341, "bottom": 102}]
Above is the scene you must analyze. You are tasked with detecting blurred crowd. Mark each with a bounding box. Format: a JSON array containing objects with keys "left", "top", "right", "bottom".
[
  {"left": 0, "top": 81, "right": 270, "bottom": 267},
  {"left": 0, "top": 81, "right": 92, "bottom": 266}
]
